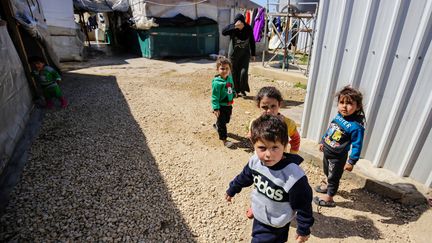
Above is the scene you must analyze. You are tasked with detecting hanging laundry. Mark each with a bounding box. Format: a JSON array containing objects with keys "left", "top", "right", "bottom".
[
  {"left": 87, "top": 15, "right": 98, "bottom": 31},
  {"left": 250, "top": 8, "right": 258, "bottom": 29},
  {"left": 253, "top": 8, "right": 266, "bottom": 42},
  {"left": 276, "top": 17, "right": 282, "bottom": 32},
  {"left": 245, "top": 10, "right": 251, "bottom": 25}
]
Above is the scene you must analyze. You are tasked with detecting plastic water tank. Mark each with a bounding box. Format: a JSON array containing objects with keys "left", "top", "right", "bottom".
[{"left": 279, "top": 0, "right": 319, "bottom": 13}]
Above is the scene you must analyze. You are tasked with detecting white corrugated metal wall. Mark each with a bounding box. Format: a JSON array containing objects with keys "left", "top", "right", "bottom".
[{"left": 301, "top": 0, "right": 432, "bottom": 187}]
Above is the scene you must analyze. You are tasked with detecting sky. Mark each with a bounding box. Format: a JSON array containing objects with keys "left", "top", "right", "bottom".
[{"left": 251, "top": 0, "right": 266, "bottom": 7}]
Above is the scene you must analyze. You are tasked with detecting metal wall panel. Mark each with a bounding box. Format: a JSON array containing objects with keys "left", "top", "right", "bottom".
[{"left": 301, "top": 0, "right": 432, "bottom": 187}]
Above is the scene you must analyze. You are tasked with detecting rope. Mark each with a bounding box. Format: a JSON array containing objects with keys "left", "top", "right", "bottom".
[{"left": 134, "top": 0, "right": 208, "bottom": 7}]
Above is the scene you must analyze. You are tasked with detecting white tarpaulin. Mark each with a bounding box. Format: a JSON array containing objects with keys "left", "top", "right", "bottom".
[
  {"left": 0, "top": 23, "right": 32, "bottom": 174},
  {"left": 39, "top": 0, "right": 84, "bottom": 61},
  {"left": 10, "top": 0, "right": 60, "bottom": 66},
  {"left": 40, "top": 0, "right": 76, "bottom": 29}
]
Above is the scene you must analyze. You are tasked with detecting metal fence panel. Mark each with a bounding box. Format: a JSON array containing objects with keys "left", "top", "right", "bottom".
[{"left": 302, "top": 0, "right": 432, "bottom": 187}]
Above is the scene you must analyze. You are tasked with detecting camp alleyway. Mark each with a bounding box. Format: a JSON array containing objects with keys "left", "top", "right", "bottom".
[{"left": 0, "top": 55, "right": 430, "bottom": 242}]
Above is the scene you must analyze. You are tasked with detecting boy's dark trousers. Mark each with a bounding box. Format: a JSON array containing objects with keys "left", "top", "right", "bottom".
[
  {"left": 323, "top": 153, "right": 347, "bottom": 196},
  {"left": 216, "top": 105, "right": 232, "bottom": 140},
  {"left": 252, "top": 219, "right": 290, "bottom": 243}
]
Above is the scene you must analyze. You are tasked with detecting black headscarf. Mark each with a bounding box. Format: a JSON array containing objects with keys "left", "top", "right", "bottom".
[{"left": 232, "top": 14, "right": 253, "bottom": 41}]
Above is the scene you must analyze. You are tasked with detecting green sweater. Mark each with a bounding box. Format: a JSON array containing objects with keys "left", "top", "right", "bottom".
[
  {"left": 211, "top": 75, "right": 235, "bottom": 110},
  {"left": 33, "top": 65, "right": 61, "bottom": 88}
]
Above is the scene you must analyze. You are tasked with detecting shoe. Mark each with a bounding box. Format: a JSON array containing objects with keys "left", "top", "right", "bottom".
[
  {"left": 314, "top": 185, "right": 328, "bottom": 194},
  {"left": 241, "top": 91, "right": 247, "bottom": 97},
  {"left": 45, "top": 100, "right": 54, "bottom": 109},
  {"left": 313, "top": 196, "right": 336, "bottom": 207},
  {"left": 60, "top": 97, "right": 68, "bottom": 109},
  {"left": 224, "top": 141, "right": 234, "bottom": 148}
]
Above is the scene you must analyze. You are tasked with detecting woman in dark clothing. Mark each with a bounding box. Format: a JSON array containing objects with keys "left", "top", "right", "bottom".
[{"left": 222, "top": 14, "right": 256, "bottom": 97}]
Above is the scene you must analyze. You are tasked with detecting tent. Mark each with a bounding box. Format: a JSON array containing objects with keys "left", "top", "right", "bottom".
[
  {"left": 0, "top": 20, "right": 33, "bottom": 175},
  {"left": 40, "top": 0, "right": 85, "bottom": 61},
  {"left": 128, "top": 0, "right": 261, "bottom": 57}
]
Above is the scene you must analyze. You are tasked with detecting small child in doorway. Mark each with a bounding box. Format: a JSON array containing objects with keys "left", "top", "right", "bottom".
[
  {"left": 211, "top": 57, "right": 236, "bottom": 148},
  {"left": 247, "top": 86, "right": 301, "bottom": 153},
  {"left": 226, "top": 115, "right": 314, "bottom": 243},
  {"left": 314, "top": 86, "right": 366, "bottom": 207},
  {"left": 29, "top": 56, "right": 68, "bottom": 109}
]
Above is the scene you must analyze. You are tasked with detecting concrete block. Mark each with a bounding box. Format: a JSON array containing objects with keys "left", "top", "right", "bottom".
[{"left": 299, "top": 138, "right": 430, "bottom": 206}]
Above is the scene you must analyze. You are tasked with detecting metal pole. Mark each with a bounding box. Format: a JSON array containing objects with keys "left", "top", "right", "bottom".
[
  {"left": 262, "top": 0, "right": 269, "bottom": 66},
  {"left": 306, "top": 3, "right": 318, "bottom": 76},
  {"left": 283, "top": 0, "right": 291, "bottom": 71}
]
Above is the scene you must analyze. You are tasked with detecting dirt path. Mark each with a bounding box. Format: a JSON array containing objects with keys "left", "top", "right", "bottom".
[{"left": 0, "top": 55, "right": 430, "bottom": 242}]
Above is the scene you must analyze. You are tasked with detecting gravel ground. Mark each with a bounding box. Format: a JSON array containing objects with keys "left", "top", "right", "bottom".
[{"left": 0, "top": 54, "right": 430, "bottom": 242}]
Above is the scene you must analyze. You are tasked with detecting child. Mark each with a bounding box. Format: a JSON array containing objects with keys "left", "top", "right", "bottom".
[
  {"left": 226, "top": 115, "right": 314, "bottom": 243},
  {"left": 211, "top": 57, "right": 236, "bottom": 148},
  {"left": 29, "top": 56, "right": 68, "bottom": 109},
  {"left": 248, "top": 86, "right": 300, "bottom": 154},
  {"left": 314, "top": 86, "right": 365, "bottom": 207}
]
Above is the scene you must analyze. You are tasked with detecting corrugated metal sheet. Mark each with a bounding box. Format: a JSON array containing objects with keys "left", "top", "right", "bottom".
[{"left": 301, "top": 0, "right": 432, "bottom": 187}]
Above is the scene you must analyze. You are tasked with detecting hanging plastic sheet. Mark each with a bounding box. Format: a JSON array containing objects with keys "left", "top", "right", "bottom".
[
  {"left": 0, "top": 23, "right": 32, "bottom": 174},
  {"left": 10, "top": 0, "right": 60, "bottom": 66},
  {"left": 73, "top": 0, "right": 129, "bottom": 12}
]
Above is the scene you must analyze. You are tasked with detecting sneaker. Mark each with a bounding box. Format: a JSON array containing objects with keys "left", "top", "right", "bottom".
[
  {"left": 45, "top": 100, "right": 54, "bottom": 109},
  {"left": 60, "top": 97, "right": 68, "bottom": 109},
  {"left": 224, "top": 141, "right": 234, "bottom": 148}
]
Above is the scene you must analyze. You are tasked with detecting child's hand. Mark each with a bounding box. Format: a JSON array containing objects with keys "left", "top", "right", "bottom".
[
  {"left": 246, "top": 130, "right": 251, "bottom": 139},
  {"left": 295, "top": 234, "right": 310, "bottom": 242},
  {"left": 213, "top": 110, "right": 220, "bottom": 118},
  {"left": 319, "top": 144, "right": 324, "bottom": 152},
  {"left": 225, "top": 194, "right": 232, "bottom": 202},
  {"left": 344, "top": 163, "right": 354, "bottom": 172}
]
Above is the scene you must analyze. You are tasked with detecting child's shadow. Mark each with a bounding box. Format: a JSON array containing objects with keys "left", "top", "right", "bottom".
[
  {"left": 227, "top": 133, "right": 253, "bottom": 152},
  {"left": 305, "top": 212, "right": 382, "bottom": 240},
  {"left": 336, "top": 187, "right": 429, "bottom": 225}
]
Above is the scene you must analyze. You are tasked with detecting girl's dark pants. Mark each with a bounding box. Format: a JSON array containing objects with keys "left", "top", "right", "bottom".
[
  {"left": 323, "top": 153, "right": 347, "bottom": 196},
  {"left": 216, "top": 105, "right": 232, "bottom": 140},
  {"left": 252, "top": 219, "right": 290, "bottom": 243}
]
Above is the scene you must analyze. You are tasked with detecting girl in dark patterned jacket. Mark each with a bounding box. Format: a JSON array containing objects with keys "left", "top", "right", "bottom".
[{"left": 314, "top": 86, "right": 366, "bottom": 207}]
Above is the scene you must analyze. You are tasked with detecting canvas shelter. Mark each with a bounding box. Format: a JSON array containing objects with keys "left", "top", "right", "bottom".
[
  {"left": 128, "top": 0, "right": 261, "bottom": 57},
  {"left": 0, "top": 0, "right": 59, "bottom": 176},
  {"left": 40, "top": 0, "right": 85, "bottom": 61}
]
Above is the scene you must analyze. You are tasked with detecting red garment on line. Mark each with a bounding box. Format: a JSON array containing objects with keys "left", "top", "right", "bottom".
[{"left": 245, "top": 10, "right": 251, "bottom": 24}]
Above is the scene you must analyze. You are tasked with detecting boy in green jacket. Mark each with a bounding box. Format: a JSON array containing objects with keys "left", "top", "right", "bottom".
[
  {"left": 211, "top": 57, "right": 236, "bottom": 148},
  {"left": 29, "top": 56, "right": 68, "bottom": 109}
]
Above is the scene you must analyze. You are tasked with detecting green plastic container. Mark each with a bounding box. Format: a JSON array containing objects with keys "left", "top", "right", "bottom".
[
  {"left": 135, "top": 25, "right": 219, "bottom": 58},
  {"left": 105, "top": 29, "right": 113, "bottom": 45}
]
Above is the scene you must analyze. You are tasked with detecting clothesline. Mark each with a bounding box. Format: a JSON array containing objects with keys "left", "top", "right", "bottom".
[{"left": 131, "top": 0, "right": 209, "bottom": 7}]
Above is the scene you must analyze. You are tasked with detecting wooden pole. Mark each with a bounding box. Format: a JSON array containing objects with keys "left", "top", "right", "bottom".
[{"left": 0, "top": 0, "right": 38, "bottom": 97}]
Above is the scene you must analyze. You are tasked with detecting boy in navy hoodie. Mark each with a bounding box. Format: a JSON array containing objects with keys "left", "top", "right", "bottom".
[{"left": 225, "top": 115, "right": 314, "bottom": 243}]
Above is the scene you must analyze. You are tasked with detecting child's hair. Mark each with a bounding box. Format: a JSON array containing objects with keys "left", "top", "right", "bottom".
[
  {"left": 255, "top": 86, "right": 283, "bottom": 107},
  {"left": 250, "top": 114, "right": 289, "bottom": 146},
  {"left": 28, "top": 56, "right": 45, "bottom": 64},
  {"left": 216, "top": 56, "right": 232, "bottom": 70},
  {"left": 336, "top": 85, "right": 366, "bottom": 123}
]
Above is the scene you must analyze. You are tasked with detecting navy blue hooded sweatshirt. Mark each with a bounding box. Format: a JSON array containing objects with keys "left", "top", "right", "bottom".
[{"left": 226, "top": 153, "right": 314, "bottom": 236}]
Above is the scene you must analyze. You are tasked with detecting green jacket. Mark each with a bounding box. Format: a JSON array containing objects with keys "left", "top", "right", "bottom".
[
  {"left": 33, "top": 65, "right": 61, "bottom": 88},
  {"left": 211, "top": 75, "right": 235, "bottom": 110}
]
